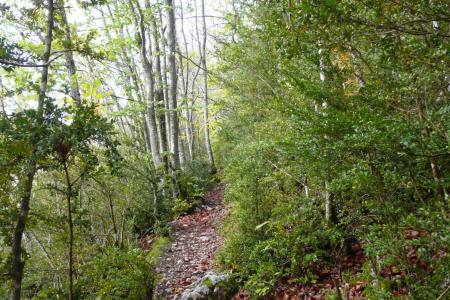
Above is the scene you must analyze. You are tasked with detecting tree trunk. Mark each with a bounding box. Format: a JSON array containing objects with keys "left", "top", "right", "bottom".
[
  {"left": 101, "top": 5, "right": 142, "bottom": 143},
  {"left": 166, "top": 0, "right": 180, "bottom": 172},
  {"left": 63, "top": 162, "right": 74, "bottom": 300},
  {"left": 150, "top": 7, "right": 169, "bottom": 173},
  {"left": 324, "top": 180, "right": 332, "bottom": 225},
  {"left": 416, "top": 97, "right": 448, "bottom": 201},
  {"left": 318, "top": 45, "right": 332, "bottom": 225},
  {"left": 178, "top": 134, "right": 186, "bottom": 169},
  {"left": 177, "top": 0, "right": 194, "bottom": 162},
  {"left": 11, "top": 2, "right": 54, "bottom": 299},
  {"left": 131, "top": 0, "right": 162, "bottom": 167},
  {"left": 1, "top": 76, "right": 6, "bottom": 116},
  {"left": 106, "top": 192, "right": 119, "bottom": 246},
  {"left": 11, "top": 171, "right": 35, "bottom": 300},
  {"left": 59, "top": 0, "right": 81, "bottom": 106},
  {"left": 200, "top": 0, "right": 216, "bottom": 172},
  {"left": 159, "top": 10, "right": 172, "bottom": 151}
]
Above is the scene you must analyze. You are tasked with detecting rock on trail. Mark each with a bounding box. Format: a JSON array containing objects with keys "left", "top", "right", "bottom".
[{"left": 154, "top": 183, "right": 227, "bottom": 299}]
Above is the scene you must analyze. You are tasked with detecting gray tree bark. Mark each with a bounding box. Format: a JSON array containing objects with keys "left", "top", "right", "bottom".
[
  {"left": 103, "top": 3, "right": 147, "bottom": 149},
  {"left": 165, "top": 0, "right": 180, "bottom": 172},
  {"left": 200, "top": 0, "right": 216, "bottom": 172},
  {"left": 159, "top": 11, "right": 172, "bottom": 155},
  {"left": 131, "top": 0, "right": 162, "bottom": 167},
  {"left": 150, "top": 5, "right": 169, "bottom": 172},
  {"left": 59, "top": 0, "right": 81, "bottom": 106},
  {"left": 179, "top": 0, "right": 195, "bottom": 161},
  {"left": 178, "top": 133, "right": 186, "bottom": 169},
  {"left": 11, "top": 1, "right": 54, "bottom": 299},
  {"left": 318, "top": 45, "right": 332, "bottom": 225}
]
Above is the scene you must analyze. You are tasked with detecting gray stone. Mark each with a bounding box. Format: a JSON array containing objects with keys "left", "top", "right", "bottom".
[
  {"left": 180, "top": 272, "right": 230, "bottom": 300},
  {"left": 199, "top": 236, "right": 210, "bottom": 242}
]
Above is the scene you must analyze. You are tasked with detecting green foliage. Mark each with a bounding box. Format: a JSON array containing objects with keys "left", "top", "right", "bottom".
[
  {"left": 75, "top": 247, "right": 154, "bottom": 300},
  {"left": 360, "top": 208, "right": 450, "bottom": 299},
  {"left": 0, "top": 99, "right": 123, "bottom": 296},
  {"left": 178, "top": 159, "right": 216, "bottom": 208},
  {"left": 218, "top": 142, "right": 343, "bottom": 296},
  {"left": 1, "top": 0, "right": 448, "bottom": 298},
  {"left": 172, "top": 198, "right": 192, "bottom": 216},
  {"left": 120, "top": 153, "right": 215, "bottom": 236},
  {"left": 147, "top": 236, "right": 170, "bottom": 261},
  {"left": 215, "top": 0, "right": 450, "bottom": 298},
  {"left": 0, "top": 37, "right": 35, "bottom": 71}
]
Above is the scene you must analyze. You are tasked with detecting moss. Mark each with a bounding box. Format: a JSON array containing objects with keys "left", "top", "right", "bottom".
[
  {"left": 148, "top": 236, "right": 171, "bottom": 262},
  {"left": 208, "top": 275, "right": 240, "bottom": 300},
  {"left": 203, "top": 278, "right": 214, "bottom": 289}
]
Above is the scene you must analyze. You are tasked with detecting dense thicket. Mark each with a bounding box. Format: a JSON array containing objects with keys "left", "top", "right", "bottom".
[
  {"left": 215, "top": 0, "right": 449, "bottom": 298},
  {"left": 0, "top": 0, "right": 216, "bottom": 298}
]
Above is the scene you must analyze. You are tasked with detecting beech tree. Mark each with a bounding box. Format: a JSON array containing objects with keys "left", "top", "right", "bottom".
[
  {"left": 199, "top": 0, "right": 215, "bottom": 172},
  {"left": 10, "top": 2, "right": 54, "bottom": 298},
  {"left": 165, "top": 0, "right": 180, "bottom": 173},
  {"left": 59, "top": 0, "right": 81, "bottom": 106}
]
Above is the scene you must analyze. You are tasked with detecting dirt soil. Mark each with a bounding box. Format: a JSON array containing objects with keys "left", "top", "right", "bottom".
[{"left": 154, "top": 183, "right": 227, "bottom": 299}]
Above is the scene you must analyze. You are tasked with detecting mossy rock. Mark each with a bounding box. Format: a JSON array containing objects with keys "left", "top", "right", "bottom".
[{"left": 181, "top": 272, "right": 239, "bottom": 300}]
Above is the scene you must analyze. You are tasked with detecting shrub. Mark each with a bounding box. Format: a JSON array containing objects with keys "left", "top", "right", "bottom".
[{"left": 75, "top": 247, "right": 154, "bottom": 299}]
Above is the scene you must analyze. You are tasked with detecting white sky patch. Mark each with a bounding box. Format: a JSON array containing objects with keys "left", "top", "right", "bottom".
[{"left": 0, "top": 0, "right": 230, "bottom": 114}]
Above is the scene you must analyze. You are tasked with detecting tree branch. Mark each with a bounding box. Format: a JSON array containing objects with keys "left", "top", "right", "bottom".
[{"left": 0, "top": 53, "right": 63, "bottom": 68}]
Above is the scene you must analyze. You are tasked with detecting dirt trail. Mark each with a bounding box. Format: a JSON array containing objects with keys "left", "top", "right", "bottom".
[{"left": 154, "top": 184, "right": 227, "bottom": 299}]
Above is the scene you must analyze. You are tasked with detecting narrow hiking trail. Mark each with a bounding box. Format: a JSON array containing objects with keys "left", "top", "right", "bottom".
[
  {"left": 150, "top": 183, "right": 367, "bottom": 300},
  {"left": 154, "top": 184, "right": 227, "bottom": 299}
]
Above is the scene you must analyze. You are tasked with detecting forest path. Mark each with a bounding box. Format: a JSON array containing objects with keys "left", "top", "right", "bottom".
[{"left": 154, "top": 183, "right": 227, "bottom": 299}]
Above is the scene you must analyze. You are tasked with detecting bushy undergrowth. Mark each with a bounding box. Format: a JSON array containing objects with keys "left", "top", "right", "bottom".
[
  {"left": 75, "top": 247, "right": 154, "bottom": 300},
  {"left": 0, "top": 131, "right": 215, "bottom": 298},
  {"left": 214, "top": 1, "right": 449, "bottom": 298},
  {"left": 176, "top": 159, "right": 217, "bottom": 215},
  {"left": 123, "top": 154, "right": 215, "bottom": 236},
  {"left": 218, "top": 143, "right": 449, "bottom": 299}
]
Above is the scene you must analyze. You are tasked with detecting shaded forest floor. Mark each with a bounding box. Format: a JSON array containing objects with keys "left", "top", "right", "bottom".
[
  {"left": 148, "top": 184, "right": 368, "bottom": 300},
  {"left": 233, "top": 250, "right": 366, "bottom": 300},
  {"left": 154, "top": 183, "right": 227, "bottom": 299}
]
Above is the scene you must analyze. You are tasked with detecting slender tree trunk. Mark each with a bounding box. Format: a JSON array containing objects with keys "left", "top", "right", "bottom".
[
  {"left": 60, "top": 9, "right": 82, "bottom": 293},
  {"left": 0, "top": 76, "right": 6, "bottom": 116},
  {"left": 178, "top": 0, "right": 194, "bottom": 161},
  {"left": 145, "top": 0, "right": 168, "bottom": 167},
  {"left": 166, "top": 0, "right": 180, "bottom": 172},
  {"left": 101, "top": 5, "right": 141, "bottom": 142},
  {"left": 416, "top": 98, "right": 448, "bottom": 201},
  {"left": 63, "top": 162, "right": 74, "bottom": 300},
  {"left": 142, "top": 115, "right": 151, "bottom": 152},
  {"left": 318, "top": 45, "right": 332, "bottom": 225},
  {"left": 348, "top": 46, "right": 365, "bottom": 87},
  {"left": 178, "top": 134, "right": 186, "bottom": 169},
  {"left": 187, "top": 108, "right": 195, "bottom": 160},
  {"left": 150, "top": 8, "right": 169, "bottom": 173},
  {"left": 131, "top": 0, "right": 162, "bottom": 167},
  {"left": 200, "top": 0, "right": 216, "bottom": 172},
  {"left": 11, "top": 2, "right": 54, "bottom": 299},
  {"left": 176, "top": 41, "right": 187, "bottom": 170},
  {"left": 159, "top": 11, "right": 172, "bottom": 150},
  {"left": 11, "top": 171, "right": 34, "bottom": 300},
  {"left": 59, "top": 0, "right": 81, "bottom": 106},
  {"left": 324, "top": 180, "right": 332, "bottom": 223},
  {"left": 106, "top": 192, "right": 119, "bottom": 246}
]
